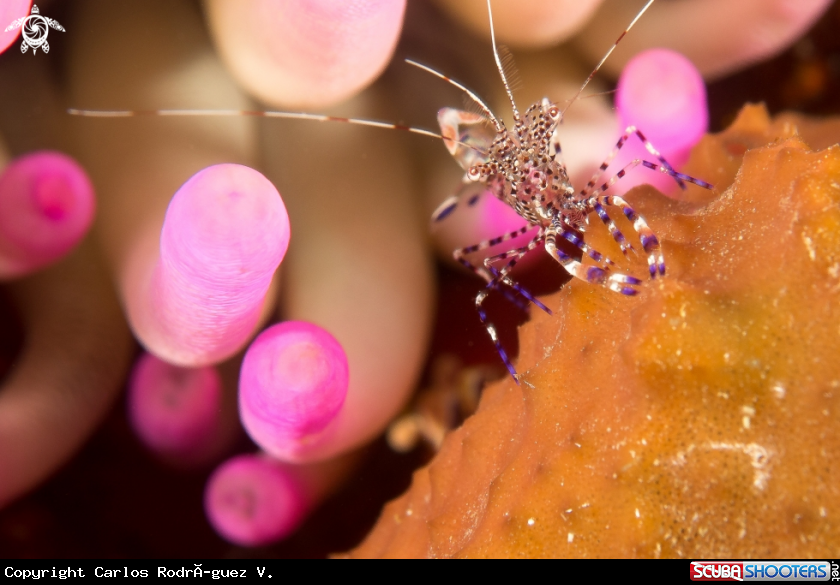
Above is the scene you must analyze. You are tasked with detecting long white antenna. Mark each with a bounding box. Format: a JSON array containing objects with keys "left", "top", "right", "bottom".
[
  {"left": 487, "top": 0, "right": 520, "bottom": 122},
  {"left": 562, "top": 0, "right": 655, "bottom": 116},
  {"left": 405, "top": 59, "right": 504, "bottom": 131},
  {"left": 67, "top": 107, "right": 485, "bottom": 153}
]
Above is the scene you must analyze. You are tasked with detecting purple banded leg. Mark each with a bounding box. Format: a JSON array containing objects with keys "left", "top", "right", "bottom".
[
  {"left": 493, "top": 281, "right": 530, "bottom": 311},
  {"left": 639, "top": 160, "right": 714, "bottom": 190},
  {"left": 452, "top": 224, "right": 535, "bottom": 278},
  {"left": 546, "top": 232, "right": 642, "bottom": 296},
  {"left": 476, "top": 252, "right": 545, "bottom": 384},
  {"left": 587, "top": 199, "right": 635, "bottom": 257},
  {"left": 598, "top": 195, "right": 665, "bottom": 277},
  {"left": 485, "top": 262, "right": 549, "bottom": 314},
  {"left": 579, "top": 159, "right": 671, "bottom": 259},
  {"left": 431, "top": 195, "right": 460, "bottom": 223},
  {"left": 457, "top": 249, "right": 529, "bottom": 311},
  {"left": 430, "top": 186, "right": 490, "bottom": 224},
  {"left": 581, "top": 125, "right": 688, "bottom": 196},
  {"left": 629, "top": 126, "right": 687, "bottom": 190},
  {"left": 581, "top": 166, "right": 667, "bottom": 277},
  {"left": 474, "top": 288, "right": 520, "bottom": 382},
  {"left": 582, "top": 158, "right": 713, "bottom": 203},
  {"left": 556, "top": 226, "right": 617, "bottom": 268},
  {"left": 581, "top": 159, "right": 643, "bottom": 201},
  {"left": 470, "top": 230, "right": 547, "bottom": 384},
  {"left": 453, "top": 225, "right": 538, "bottom": 311},
  {"left": 482, "top": 235, "right": 552, "bottom": 315},
  {"left": 578, "top": 154, "right": 709, "bottom": 275}
]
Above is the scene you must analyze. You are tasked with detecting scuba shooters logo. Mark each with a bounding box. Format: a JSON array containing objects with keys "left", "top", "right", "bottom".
[
  {"left": 691, "top": 561, "right": 833, "bottom": 581},
  {"left": 4, "top": 4, "right": 65, "bottom": 55}
]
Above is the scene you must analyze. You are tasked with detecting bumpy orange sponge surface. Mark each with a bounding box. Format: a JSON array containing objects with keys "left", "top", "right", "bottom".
[{"left": 349, "top": 105, "right": 840, "bottom": 558}]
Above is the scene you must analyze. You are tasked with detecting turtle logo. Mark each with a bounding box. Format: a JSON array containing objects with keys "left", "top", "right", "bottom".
[{"left": 4, "top": 5, "right": 65, "bottom": 55}]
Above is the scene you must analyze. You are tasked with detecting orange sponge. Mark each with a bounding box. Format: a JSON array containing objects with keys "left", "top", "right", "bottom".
[{"left": 348, "top": 105, "right": 840, "bottom": 558}]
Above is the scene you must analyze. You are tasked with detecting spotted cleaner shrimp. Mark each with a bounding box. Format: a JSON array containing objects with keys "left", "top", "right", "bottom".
[{"left": 69, "top": 0, "right": 714, "bottom": 383}]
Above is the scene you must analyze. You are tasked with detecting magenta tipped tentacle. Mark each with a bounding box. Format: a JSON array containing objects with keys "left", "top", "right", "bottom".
[
  {"left": 239, "top": 321, "right": 349, "bottom": 461},
  {"left": 616, "top": 48, "right": 708, "bottom": 169},
  {"left": 204, "top": 454, "right": 308, "bottom": 547},
  {"left": 610, "top": 48, "right": 709, "bottom": 196},
  {"left": 127, "top": 352, "right": 223, "bottom": 464},
  {"left": 0, "top": 151, "right": 95, "bottom": 279},
  {"left": 127, "top": 164, "right": 289, "bottom": 367},
  {"left": 546, "top": 231, "right": 642, "bottom": 297}
]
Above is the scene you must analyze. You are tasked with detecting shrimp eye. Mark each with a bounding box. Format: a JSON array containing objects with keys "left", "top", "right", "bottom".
[
  {"left": 548, "top": 106, "right": 560, "bottom": 119},
  {"left": 468, "top": 165, "right": 481, "bottom": 180}
]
